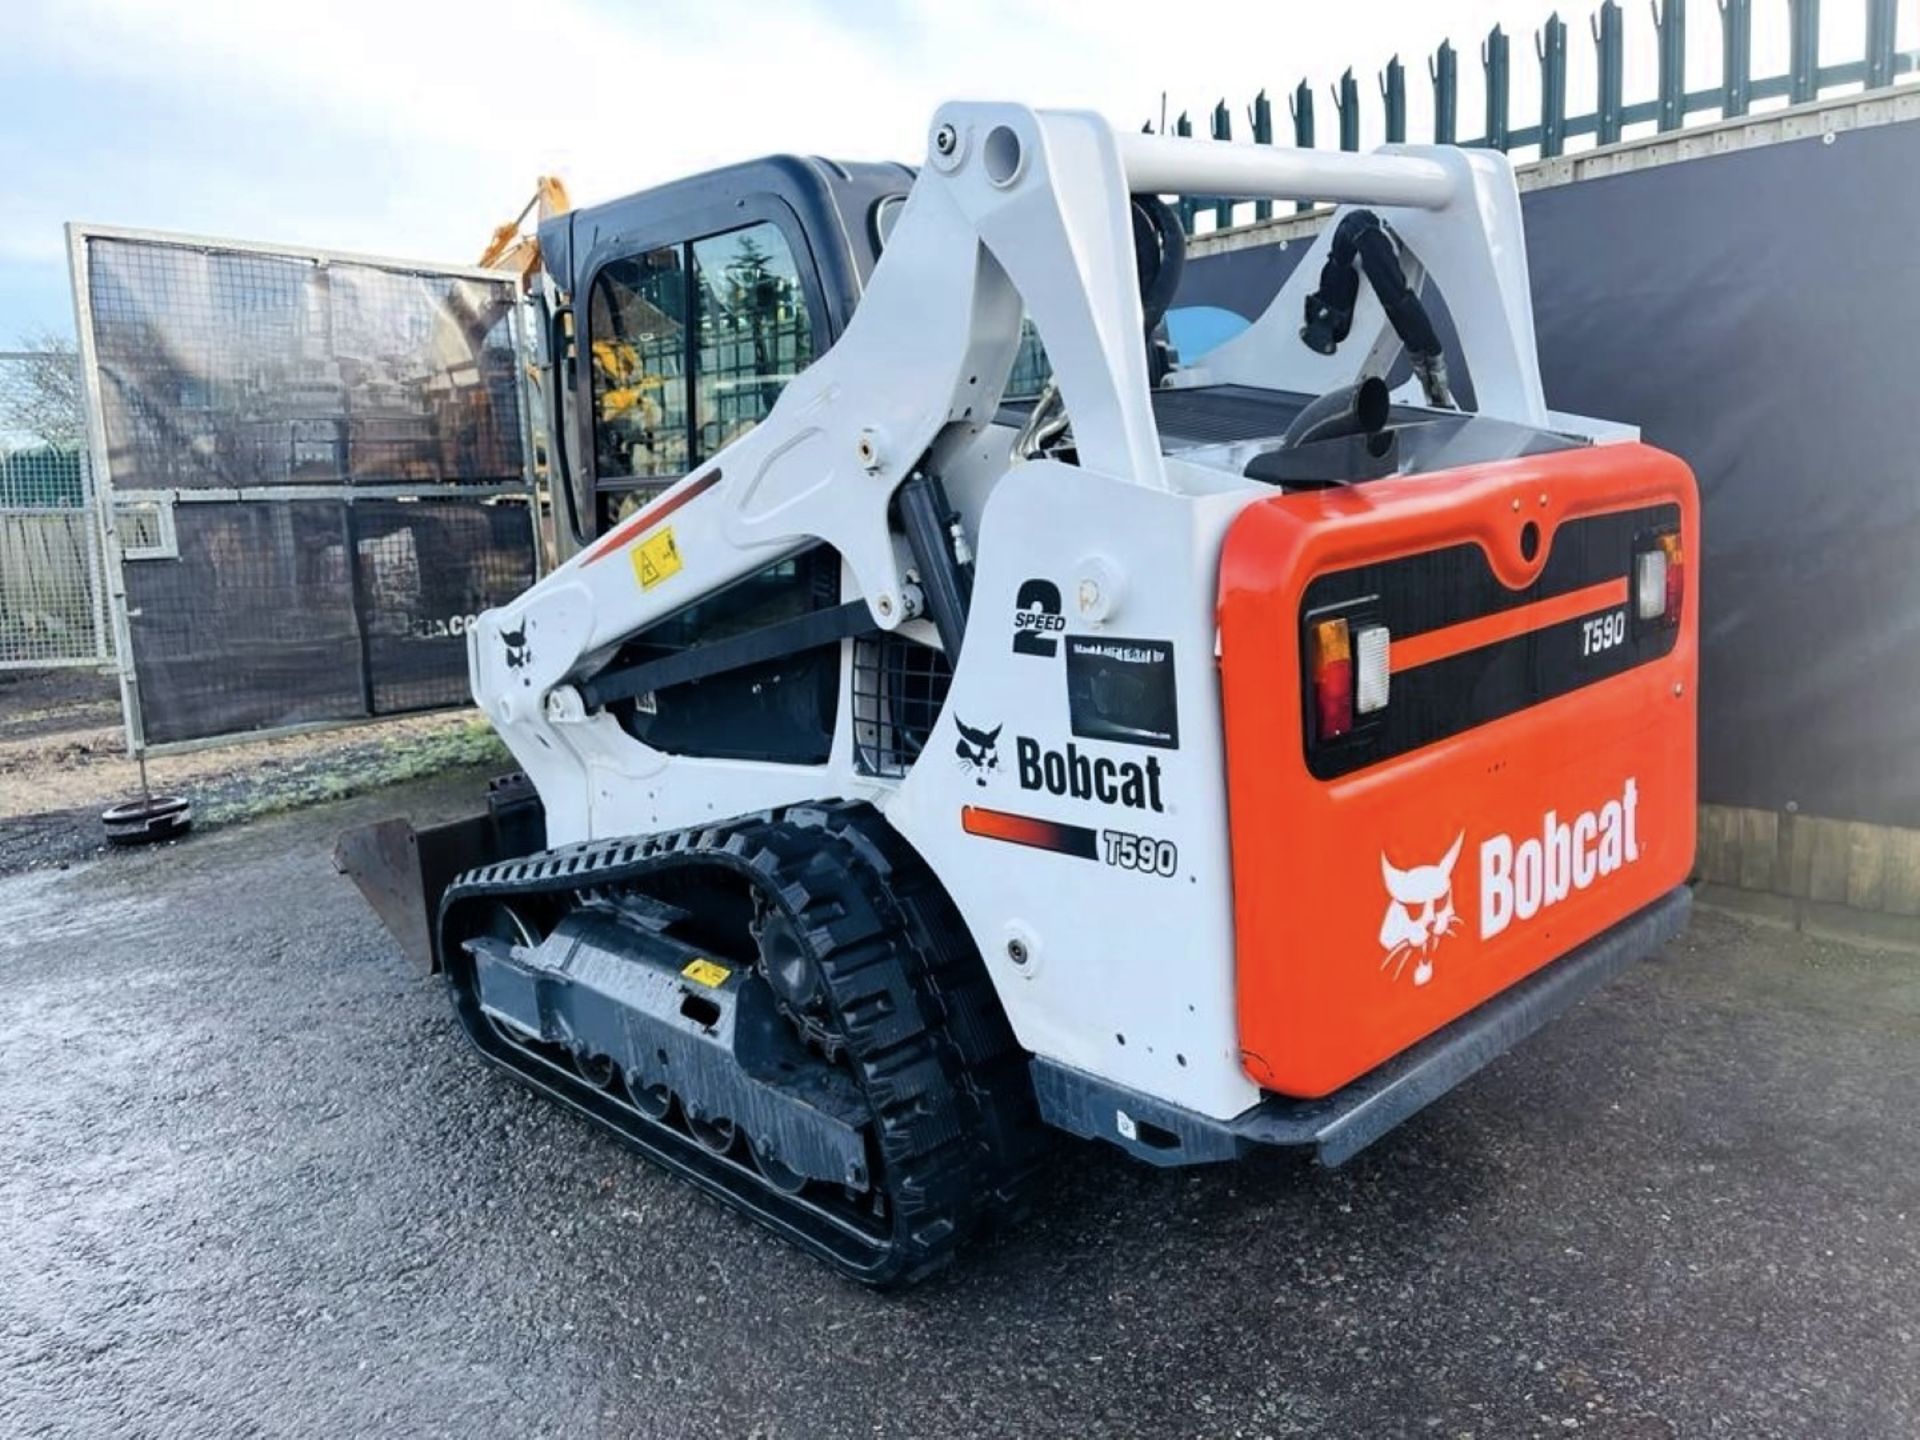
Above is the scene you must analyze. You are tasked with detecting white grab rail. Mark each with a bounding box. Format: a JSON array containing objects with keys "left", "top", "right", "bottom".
[{"left": 1115, "top": 132, "right": 1457, "bottom": 210}]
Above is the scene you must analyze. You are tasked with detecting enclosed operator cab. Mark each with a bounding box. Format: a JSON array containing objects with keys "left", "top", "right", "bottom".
[{"left": 537, "top": 156, "right": 911, "bottom": 550}]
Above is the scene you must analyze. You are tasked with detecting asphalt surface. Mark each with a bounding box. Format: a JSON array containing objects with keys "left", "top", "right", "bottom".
[{"left": 2, "top": 774, "right": 1917, "bottom": 1439}]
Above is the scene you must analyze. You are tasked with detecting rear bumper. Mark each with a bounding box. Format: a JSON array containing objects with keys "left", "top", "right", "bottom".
[{"left": 1032, "top": 883, "right": 1692, "bottom": 1168}]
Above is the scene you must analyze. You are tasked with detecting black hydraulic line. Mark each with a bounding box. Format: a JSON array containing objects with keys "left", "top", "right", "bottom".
[
  {"left": 1133, "top": 194, "right": 1186, "bottom": 340},
  {"left": 896, "top": 471, "right": 971, "bottom": 661},
  {"left": 578, "top": 599, "right": 874, "bottom": 712},
  {"left": 1300, "top": 208, "right": 1445, "bottom": 363}
]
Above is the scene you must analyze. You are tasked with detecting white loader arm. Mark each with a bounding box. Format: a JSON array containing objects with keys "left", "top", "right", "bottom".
[{"left": 468, "top": 103, "right": 1543, "bottom": 830}]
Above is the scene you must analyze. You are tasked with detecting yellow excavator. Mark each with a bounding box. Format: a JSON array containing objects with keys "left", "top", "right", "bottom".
[{"left": 479, "top": 175, "right": 572, "bottom": 286}]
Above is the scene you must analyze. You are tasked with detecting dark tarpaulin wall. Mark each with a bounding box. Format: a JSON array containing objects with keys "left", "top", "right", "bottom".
[
  {"left": 124, "top": 498, "right": 536, "bottom": 745},
  {"left": 1179, "top": 118, "right": 1920, "bottom": 829}
]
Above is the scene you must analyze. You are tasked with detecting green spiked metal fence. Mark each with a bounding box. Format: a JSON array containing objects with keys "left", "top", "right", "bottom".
[{"left": 1157, "top": 0, "right": 1916, "bottom": 231}]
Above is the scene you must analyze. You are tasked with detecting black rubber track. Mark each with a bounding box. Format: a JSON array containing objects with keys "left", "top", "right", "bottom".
[{"left": 438, "top": 801, "right": 1046, "bottom": 1287}]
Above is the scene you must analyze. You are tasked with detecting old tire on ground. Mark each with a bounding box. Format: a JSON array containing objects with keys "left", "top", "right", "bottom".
[{"left": 101, "top": 795, "right": 193, "bottom": 847}]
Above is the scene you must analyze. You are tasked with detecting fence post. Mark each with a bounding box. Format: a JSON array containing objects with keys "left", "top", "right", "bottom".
[
  {"left": 1788, "top": 0, "right": 1819, "bottom": 104},
  {"left": 1175, "top": 111, "right": 1196, "bottom": 233},
  {"left": 1538, "top": 14, "right": 1568, "bottom": 157},
  {"left": 1866, "top": 0, "right": 1898, "bottom": 89},
  {"left": 1431, "top": 40, "right": 1458, "bottom": 144},
  {"left": 1250, "top": 89, "right": 1274, "bottom": 221},
  {"left": 1380, "top": 56, "right": 1407, "bottom": 144},
  {"left": 1483, "top": 25, "right": 1511, "bottom": 150},
  {"left": 1595, "top": 1, "right": 1625, "bottom": 144},
  {"left": 1290, "top": 81, "right": 1316, "bottom": 212},
  {"left": 1333, "top": 68, "right": 1361, "bottom": 151},
  {"left": 83, "top": 450, "right": 109, "bottom": 663},
  {"left": 1655, "top": 0, "right": 1686, "bottom": 131},
  {"left": 1718, "top": 0, "right": 1751, "bottom": 116},
  {"left": 1210, "top": 100, "right": 1234, "bottom": 230}
]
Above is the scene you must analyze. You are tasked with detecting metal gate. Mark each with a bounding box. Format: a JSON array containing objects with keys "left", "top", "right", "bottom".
[
  {"left": 68, "top": 226, "right": 542, "bottom": 752},
  {"left": 0, "top": 354, "right": 108, "bottom": 670}
]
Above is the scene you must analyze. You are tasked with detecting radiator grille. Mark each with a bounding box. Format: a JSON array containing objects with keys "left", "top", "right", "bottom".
[{"left": 852, "top": 633, "right": 952, "bottom": 778}]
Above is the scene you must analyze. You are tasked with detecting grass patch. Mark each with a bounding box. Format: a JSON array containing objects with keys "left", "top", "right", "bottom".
[{"left": 196, "top": 719, "right": 512, "bottom": 828}]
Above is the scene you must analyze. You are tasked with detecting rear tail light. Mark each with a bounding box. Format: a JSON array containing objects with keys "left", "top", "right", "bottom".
[
  {"left": 1311, "top": 618, "right": 1353, "bottom": 739},
  {"left": 1355, "top": 624, "right": 1391, "bottom": 714},
  {"left": 1635, "top": 532, "right": 1685, "bottom": 624},
  {"left": 1312, "top": 619, "right": 1390, "bottom": 741},
  {"left": 1660, "top": 532, "right": 1685, "bottom": 620}
]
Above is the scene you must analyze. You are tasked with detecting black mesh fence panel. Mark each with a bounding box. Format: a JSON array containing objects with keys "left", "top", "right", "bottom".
[
  {"left": 124, "top": 501, "right": 365, "bottom": 744},
  {"left": 78, "top": 232, "right": 539, "bottom": 747},
  {"left": 354, "top": 499, "right": 538, "bottom": 714},
  {"left": 86, "top": 240, "right": 524, "bottom": 492}
]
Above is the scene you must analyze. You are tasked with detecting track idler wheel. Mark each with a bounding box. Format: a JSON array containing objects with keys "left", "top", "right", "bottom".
[
  {"left": 749, "top": 1136, "right": 809, "bottom": 1196},
  {"left": 628, "top": 1074, "right": 674, "bottom": 1120},
  {"left": 577, "top": 1052, "right": 618, "bottom": 1090}
]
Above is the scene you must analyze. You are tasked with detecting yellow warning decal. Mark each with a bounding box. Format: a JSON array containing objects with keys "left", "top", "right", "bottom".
[
  {"left": 632, "top": 526, "right": 684, "bottom": 590},
  {"left": 680, "top": 957, "right": 731, "bottom": 988}
]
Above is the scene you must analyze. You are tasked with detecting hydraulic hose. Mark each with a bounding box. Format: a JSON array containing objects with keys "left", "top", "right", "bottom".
[{"left": 1300, "top": 209, "right": 1454, "bottom": 406}]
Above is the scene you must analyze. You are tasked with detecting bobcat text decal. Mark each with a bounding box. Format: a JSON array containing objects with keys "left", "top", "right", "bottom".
[
  {"left": 1379, "top": 777, "right": 1643, "bottom": 984},
  {"left": 1016, "top": 737, "right": 1164, "bottom": 813},
  {"left": 1481, "top": 778, "right": 1640, "bottom": 938}
]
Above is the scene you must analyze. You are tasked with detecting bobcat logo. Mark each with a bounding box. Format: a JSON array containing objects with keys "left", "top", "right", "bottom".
[
  {"left": 501, "top": 623, "right": 530, "bottom": 670},
  {"left": 1379, "top": 833, "right": 1463, "bottom": 987},
  {"left": 954, "top": 718, "right": 1001, "bottom": 786}
]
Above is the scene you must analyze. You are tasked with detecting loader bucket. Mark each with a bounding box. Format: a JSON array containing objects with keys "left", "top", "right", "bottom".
[{"left": 333, "top": 776, "right": 545, "bottom": 973}]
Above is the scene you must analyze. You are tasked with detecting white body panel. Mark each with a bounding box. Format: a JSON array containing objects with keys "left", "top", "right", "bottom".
[
  {"left": 886, "top": 460, "right": 1258, "bottom": 1115},
  {"left": 467, "top": 104, "right": 1605, "bottom": 1121}
]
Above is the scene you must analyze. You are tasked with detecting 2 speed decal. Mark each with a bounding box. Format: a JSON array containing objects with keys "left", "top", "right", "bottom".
[{"left": 1011, "top": 578, "right": 1065, "bottom": 657}]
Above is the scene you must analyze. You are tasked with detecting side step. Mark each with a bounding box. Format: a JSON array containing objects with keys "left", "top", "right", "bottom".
[{"left": 1033, "top": 884, "right": 1692, "bottom": 1169}]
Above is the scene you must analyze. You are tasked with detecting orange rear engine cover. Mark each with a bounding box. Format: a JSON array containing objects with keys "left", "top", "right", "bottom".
[{"left": 1218, "top": 443, "right": 1698, "bottom": 1099}]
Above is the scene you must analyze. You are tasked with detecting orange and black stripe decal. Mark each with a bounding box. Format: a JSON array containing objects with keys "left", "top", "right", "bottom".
[
  {"left": 1389, "top": 576, "right": 1629, "bottom": 673},
  {"left": 580, "top": 467, "right": 723, "bottom": 566},
  {"left": 962, "top": 806, "right": 1099, "bottom": 860}
]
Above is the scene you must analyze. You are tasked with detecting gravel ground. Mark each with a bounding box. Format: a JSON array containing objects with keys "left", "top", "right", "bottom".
[
  {"left": 0, "top": 668, "right": 504, "bottom": 874},
  {"left": 2, "top": 773, "right": 1917, "bottom": 1439}
]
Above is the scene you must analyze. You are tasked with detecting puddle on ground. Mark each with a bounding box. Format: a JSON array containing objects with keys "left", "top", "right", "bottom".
[{"left": 0, "top": 865, "right": 163, "bottom": 953}]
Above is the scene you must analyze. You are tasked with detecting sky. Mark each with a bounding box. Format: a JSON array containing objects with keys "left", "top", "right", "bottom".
[{"left": 1, "top": 0, "right": 1898, "bottom": 341}]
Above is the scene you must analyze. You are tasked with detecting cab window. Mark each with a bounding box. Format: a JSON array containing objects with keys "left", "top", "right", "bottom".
[
  {"left": 692, "top": 226, "right": 814, "bottom": 458},
  {"left": 588, "top": 221, "right": 816, "bottom": 528},
  {"left": 588, "top": 245, "right": 689, "bottom": 481}
]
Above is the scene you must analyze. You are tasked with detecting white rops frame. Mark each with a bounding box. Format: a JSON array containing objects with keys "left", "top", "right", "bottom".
[{"left": 66, "top": 222, "right": 545, "bottom": 758}]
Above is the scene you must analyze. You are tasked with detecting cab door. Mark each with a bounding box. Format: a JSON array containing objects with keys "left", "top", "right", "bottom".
[
  {"left": 557, "top": 177, "right": 848, "bottom": 546},
  {"left": 549, "top": 180, "right": 855, "bottom": 763}
]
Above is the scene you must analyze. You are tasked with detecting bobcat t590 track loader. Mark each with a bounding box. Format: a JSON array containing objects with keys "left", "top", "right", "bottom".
[{"left": 339, "top": 103, "right": 1697, "bottom": 1285}]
